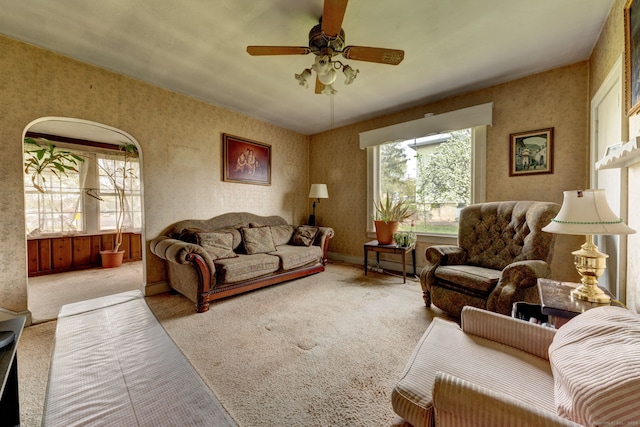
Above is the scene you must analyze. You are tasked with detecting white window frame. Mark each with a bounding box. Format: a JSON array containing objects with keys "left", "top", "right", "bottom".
[
  {"left": 363, "top": 103, "right": 491, "bottom": 240},
  {"left": 24, "top": 143, "right": 142, "bottom": 236}
]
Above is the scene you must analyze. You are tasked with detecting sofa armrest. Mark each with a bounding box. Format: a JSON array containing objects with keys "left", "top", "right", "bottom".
[
  {"left": 150, "top": 236, "right": 215, "bottom": 271},
  {"left": 502, "top": 260, "right": 552, "bottom": 290},
  {"left": 314, "top": 227, "right": 334, "bottom": 264},
  {"left": 433, "top": 372, "right": 580, "bottom": 427},
  {"left": 460, "top": 306, "right": 556, "bottom": 360},
  {"left": 420, "top": 245, "right": 467, "bottom": 296},
  {"left": 425, "top": 245, "right": 467, "bottom": 266},
  {"left": 486, "top": 260, "right": 552, "bottom": 315},
  {"left": 150, "top": 236, "right": 216, "bottom": 313}
]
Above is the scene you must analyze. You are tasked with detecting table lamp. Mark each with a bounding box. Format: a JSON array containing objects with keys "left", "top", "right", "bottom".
[
  {"left": 308, "top": 184, "right": 328, "bottom": 226},
  {"left": 542, "top": 189, "right": 636, "bottom": 303}
]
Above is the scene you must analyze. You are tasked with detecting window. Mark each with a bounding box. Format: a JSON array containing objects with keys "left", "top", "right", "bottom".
[
  {"left": 24, "top": 159, "right": 83, "bottom": 234},
  {"left": 97, "top": 154, "right": 142, "bottom": 231},
  {"left": 24, "top": 143, "right": 141, "bottom": 236},
  {"left": 368, "top": 126, "right": 486, "bottom": 236}
]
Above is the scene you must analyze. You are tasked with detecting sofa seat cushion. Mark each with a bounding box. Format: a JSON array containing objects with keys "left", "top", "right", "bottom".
[
  {"left": 270, "top": 245, "right": 322, "bottom": 271},
  {"left": 435, "top": 265, "right": 501, "bottom": 294},
  {"left": 549, "top": 306, "right": 640, "bottom": 425},
  {"left": 392, "top": 318, "right": 555, "bottom": 427},
  {"left": 214, "top": 254, "right": 280, "bottom": 284}
]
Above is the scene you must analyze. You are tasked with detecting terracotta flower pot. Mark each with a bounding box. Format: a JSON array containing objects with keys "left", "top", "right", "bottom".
[
  {"left": 100, "top": 250, "right": 125, "bottom": 268},
  {"left": 374, "top": 220, "right": 399, "bottom": 245}
]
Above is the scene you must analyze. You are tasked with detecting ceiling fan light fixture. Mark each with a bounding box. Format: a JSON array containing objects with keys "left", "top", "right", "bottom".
[
  {"left": 342, "top": 65, "right": 359, "bottom": 84},
  {"left": 317, "top": 67, "right": 337, "bottom": 85},
  {"left": 295, "top": 68, "right": 312, "bottom": 87},
  {"left": 321, "top": 84, "right": 337, "bottom": 96},
  {"left": 246, "top": 1, "right": 404, "bottom": 95}
]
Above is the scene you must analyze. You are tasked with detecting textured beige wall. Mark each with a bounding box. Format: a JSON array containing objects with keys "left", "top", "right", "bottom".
[
  {"left": 590, "top": 0, "right": 625, "bottom": 101},
  {"left": 0, "top": 36, "right": 309, "bottom": 313},
  {"left": 311, "top": 62, "right": 590, "bottom": 282}
]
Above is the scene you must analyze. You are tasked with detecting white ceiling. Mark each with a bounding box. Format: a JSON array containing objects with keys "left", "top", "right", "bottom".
[{"left": 1, "top": 0, "right": 615, "bottom": 136}]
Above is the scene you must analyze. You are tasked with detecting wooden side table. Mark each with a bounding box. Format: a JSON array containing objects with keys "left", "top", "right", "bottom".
[
  {"left": 364, "top": 240, "right": 416, "bottom": 283},
  {"left": 537, "top": 278, "right": 621, "bottom": 327}
]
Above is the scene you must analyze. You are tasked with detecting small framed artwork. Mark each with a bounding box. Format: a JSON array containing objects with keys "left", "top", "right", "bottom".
[
  {"left": 222, "top": 133, "right": 271, "bottom": 185},
  {"left": 625, "top": 0, "right": 640, "bottom": 115},
  {"left": 509, "top": 128, "right": 554, "bottom": 177}
]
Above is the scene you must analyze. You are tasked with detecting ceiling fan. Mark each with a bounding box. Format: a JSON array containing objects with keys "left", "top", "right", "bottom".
[{"left": 246, "top": 0, "right": 404, "bottom": 95}]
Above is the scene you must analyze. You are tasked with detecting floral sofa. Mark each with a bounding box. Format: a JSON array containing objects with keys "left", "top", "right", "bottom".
[{"left": 150, "top": 212, "right": 334, "bottom": 312}]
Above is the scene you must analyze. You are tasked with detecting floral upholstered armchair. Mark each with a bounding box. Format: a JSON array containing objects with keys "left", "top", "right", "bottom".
[{"left": 420, "top": 201, "right": 560, "bottom": 317}]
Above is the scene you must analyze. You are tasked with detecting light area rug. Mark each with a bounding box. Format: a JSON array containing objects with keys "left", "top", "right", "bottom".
[
  {"left": 18, "top": 263, "right": 452, "bottom": 426},
  {"left": 146, "top": 263, "right": 450, "bottom": 426}
]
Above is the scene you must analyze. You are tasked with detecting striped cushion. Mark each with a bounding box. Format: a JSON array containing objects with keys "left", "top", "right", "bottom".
[
  {"left": 392, "top": 316, "right": 555, "bottom": 427},
  {"left": 549, "top": 306, "right": 640, "bottom": 425}
]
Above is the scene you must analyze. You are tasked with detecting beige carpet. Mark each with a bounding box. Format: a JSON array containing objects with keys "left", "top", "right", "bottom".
[
  {"left": 28, "top": 261, "right": 143, "bottom": 323},
  {"left": 19, "top": 263, "right": 452, "bottom": 426}
]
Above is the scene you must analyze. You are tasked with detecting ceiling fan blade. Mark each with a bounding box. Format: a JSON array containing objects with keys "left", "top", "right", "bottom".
[
  {"left": 246, "top": 46, "right": 311, "bottom": 56},
  {"left": 315, "top": 77, "right": 325, "bottom": 94},
  {"left": 342, "top": 46, "right": 404, "bottom": 65},
  {"left": 321, "top": 0, "right": 348, "bottom": 37}
]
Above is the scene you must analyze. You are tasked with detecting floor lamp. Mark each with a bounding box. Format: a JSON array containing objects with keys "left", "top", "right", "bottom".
[
  {"left": 542, "top": 189, "right": 635, "bottom": 303},
  {"left": 308, "top": 184, "right": 328, "bottom": 226}
]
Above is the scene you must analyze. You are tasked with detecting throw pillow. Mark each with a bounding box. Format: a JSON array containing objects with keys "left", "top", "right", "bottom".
[
  {"left": 291, "top": 225, "right": 319, "bottom": 247},
  {"left": 216, "top": 227, "right": 243, "bottom": 250},
  {"left": 174, "top": 227, "right": 208, "bottom": 243},
  {"left": 270, "top": 225, "right": 295, "bottom": 246},
  {"left": 241, "top": 226, "right": 276, "bottom": 255},
  {"left": 195, "top": 232, "right": 237, "bottom": 260},
  {"left": 548, "top": 306, "right": 640, "bottom": 426}
]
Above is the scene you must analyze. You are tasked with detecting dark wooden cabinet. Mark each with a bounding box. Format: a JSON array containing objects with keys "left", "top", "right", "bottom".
[{"left": 27, "top": 232, "right": 142, "bottom": 276}]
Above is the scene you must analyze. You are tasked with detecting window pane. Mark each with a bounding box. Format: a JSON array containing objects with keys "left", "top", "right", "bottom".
[
  {"left": 23, "top": 148, "right": 82, "bottom": 234},
  {"left": 378, "top": 129, "right": 472, "bottom": 235},
  {"left": 97, "top": 154, "right": 141, "bottom": 232}
]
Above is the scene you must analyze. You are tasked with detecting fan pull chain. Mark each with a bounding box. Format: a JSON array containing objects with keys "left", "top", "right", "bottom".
[{"left": 330, "top": 92, "right": 335, "bottom": 128}]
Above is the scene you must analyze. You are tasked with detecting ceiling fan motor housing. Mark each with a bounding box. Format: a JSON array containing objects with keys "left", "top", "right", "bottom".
[{"left": 309, "top": 23, "right": 345, "bottom": 56}]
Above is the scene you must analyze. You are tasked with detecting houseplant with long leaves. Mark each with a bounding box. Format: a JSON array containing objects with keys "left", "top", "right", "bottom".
[{"left": 372, "top": 192, "right": 414, "bottom": 244}]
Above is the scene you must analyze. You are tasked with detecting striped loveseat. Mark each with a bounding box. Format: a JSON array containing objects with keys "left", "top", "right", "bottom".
[{"left": 392, "top": 306, "right": 640, "bottom": 426}]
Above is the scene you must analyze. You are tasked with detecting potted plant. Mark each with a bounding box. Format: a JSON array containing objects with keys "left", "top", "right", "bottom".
[
  {"left": 94, "top": 142, "right": 138, "bottom": 268},
  {"left": 24, "top": 137, "right": 84, "bottom": 193},
  {"left": 373, "top": 192, "right": 414, "bottom": 244},
  {"left": 24, "top": 137, "right": 138, "bottom": 268}
]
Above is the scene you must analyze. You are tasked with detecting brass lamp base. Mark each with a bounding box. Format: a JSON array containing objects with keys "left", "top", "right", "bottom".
[
  {"left": 570, "top": 284, "right": 611, "bottom": 303},
  {"left": 571, "top": 235, "right": 610, "bottom": 303}
]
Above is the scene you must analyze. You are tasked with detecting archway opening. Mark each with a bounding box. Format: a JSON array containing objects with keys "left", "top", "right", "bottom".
[{"left": 22, "top": 117, "right": 146, "bottom": 323}]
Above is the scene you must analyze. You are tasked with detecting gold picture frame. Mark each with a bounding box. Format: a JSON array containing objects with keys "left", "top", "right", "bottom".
[
  {"left": 509, "top": 128, "right": 554, "bottom": 176},
  {"left": 222, "top": 133, "right": 271, "bottom": 185},
  {"left": 625, "top": 0, "right": 640, "bottom": 115}
]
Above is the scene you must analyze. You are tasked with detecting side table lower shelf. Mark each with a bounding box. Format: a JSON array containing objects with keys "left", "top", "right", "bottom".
[{"left": 363, "top": 240, "right": 416, "bottom": 283}]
